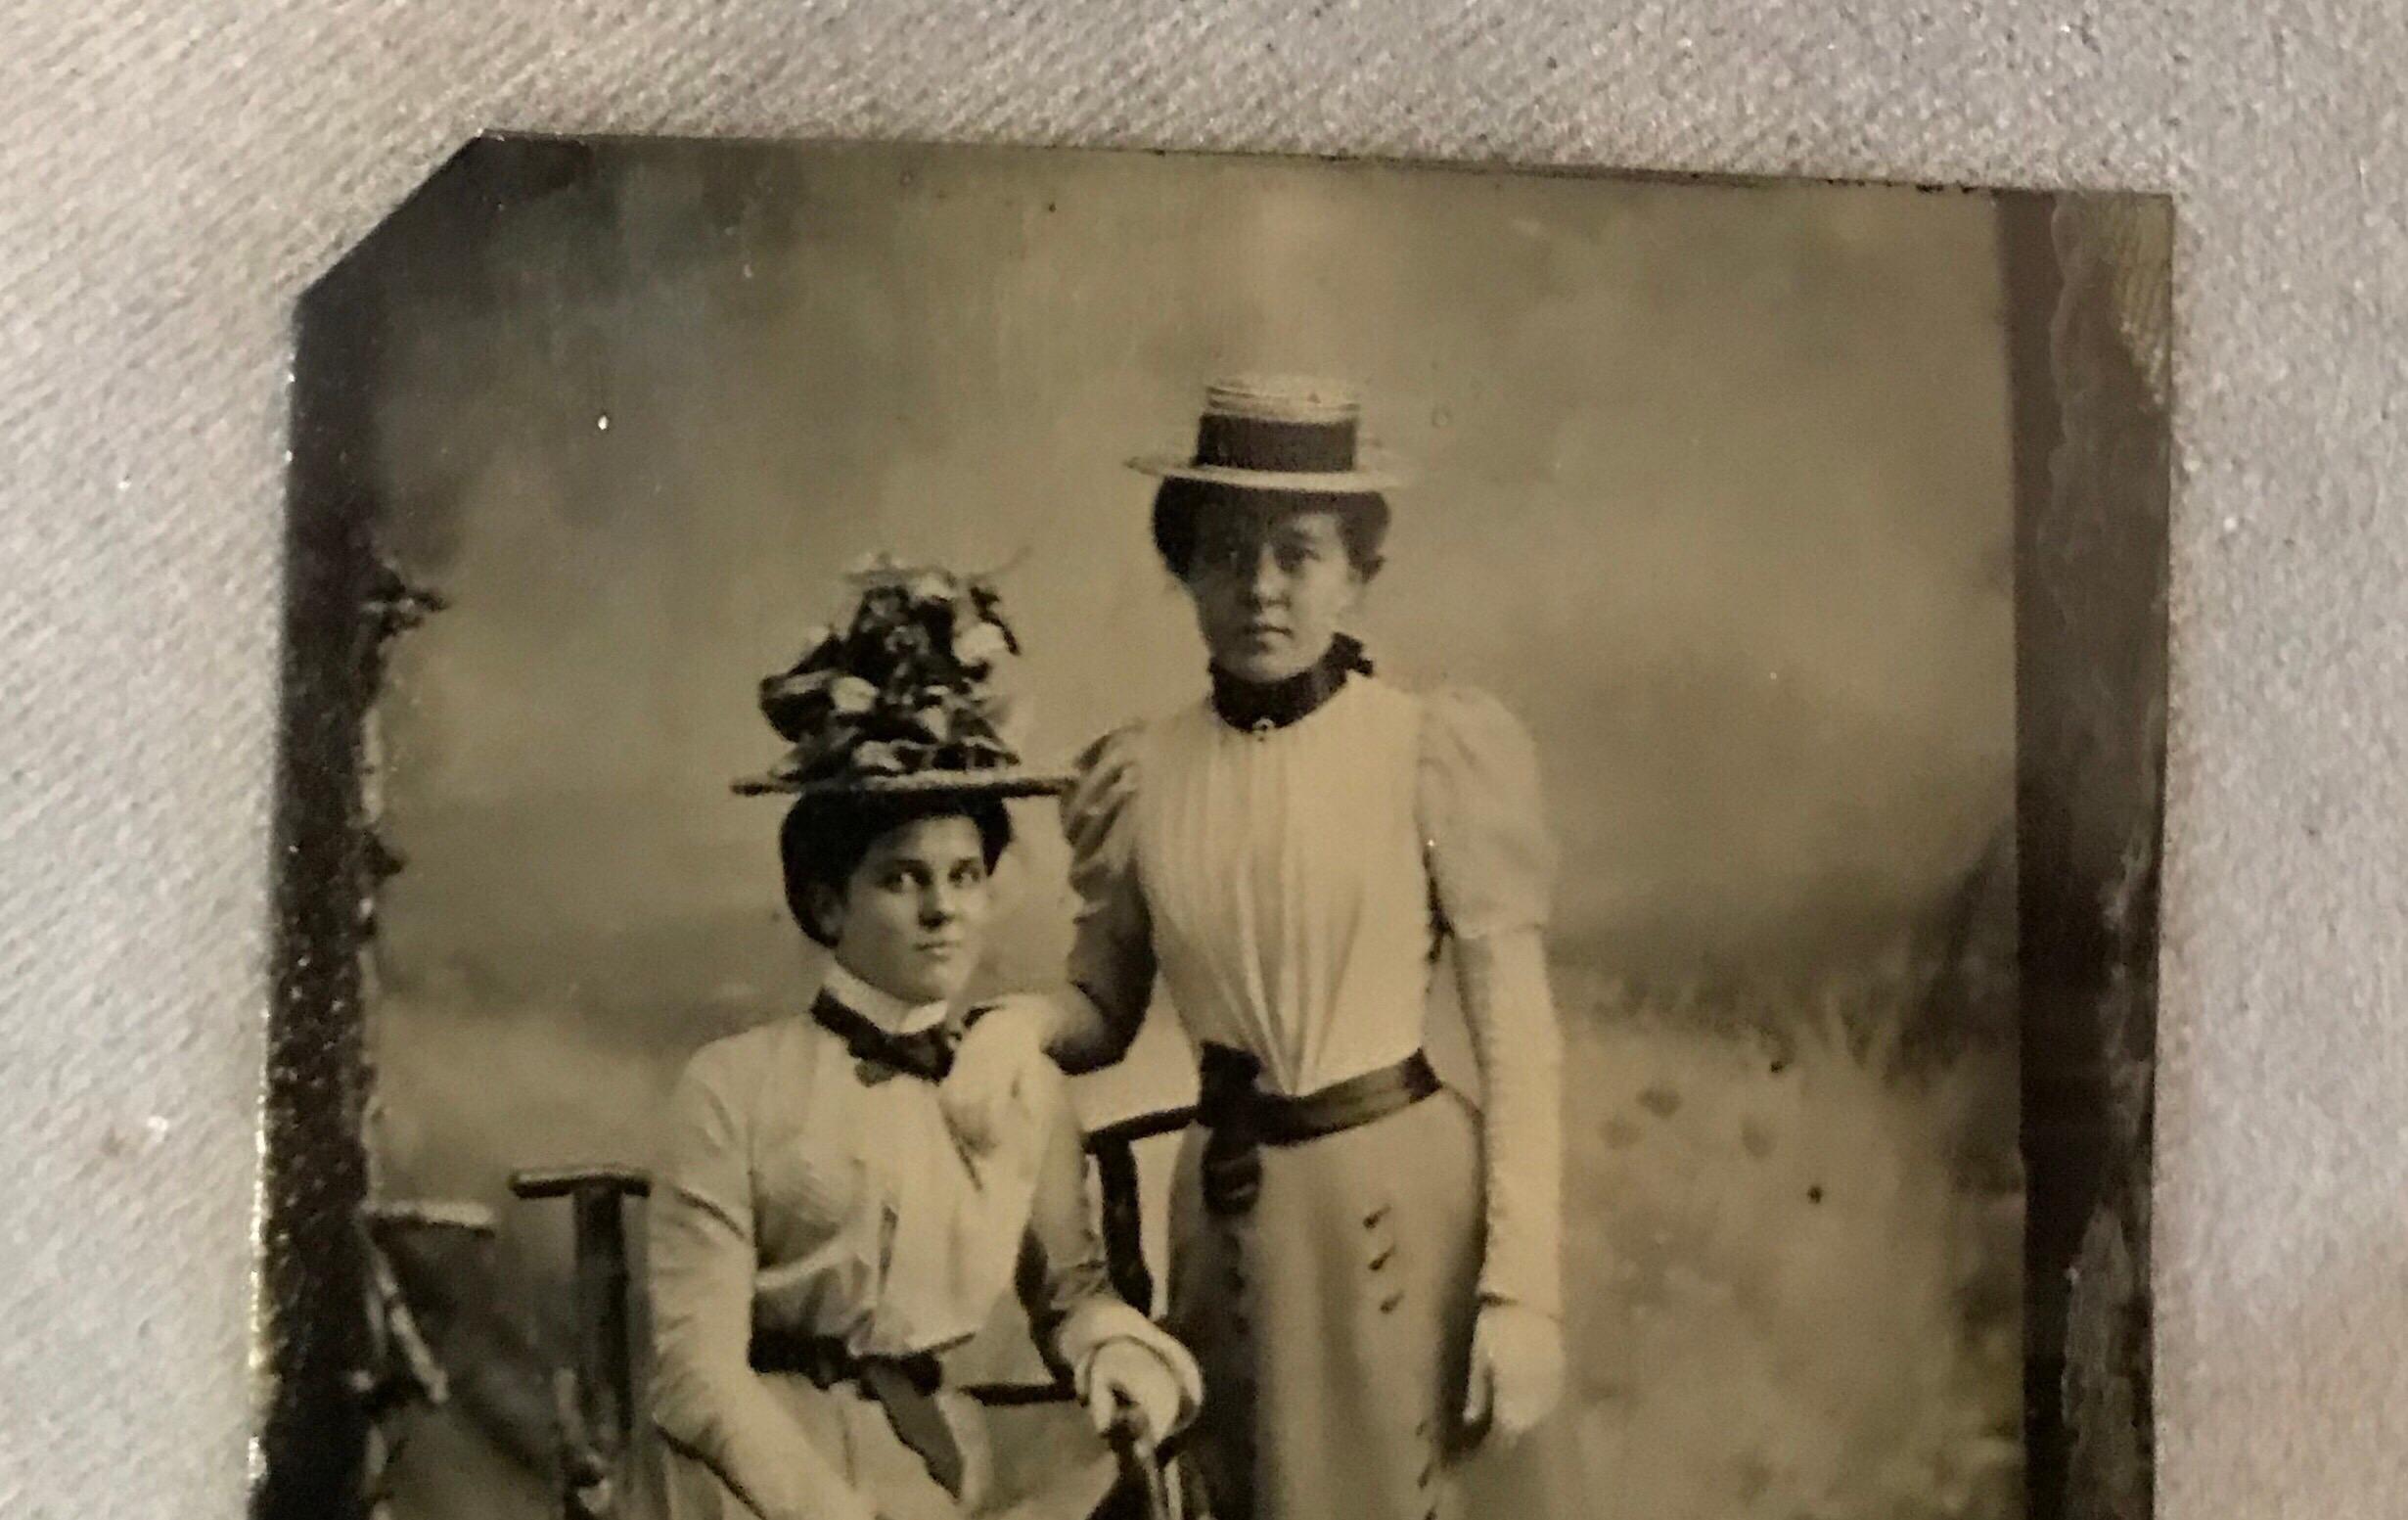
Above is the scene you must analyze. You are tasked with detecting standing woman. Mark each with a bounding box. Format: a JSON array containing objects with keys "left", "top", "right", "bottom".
[
  {"left": 944, "top": 379, "right": 1575, "bottom": 1520},
  {"left": 648, "top": 564, "right": 1202, "bottom": 1520}
]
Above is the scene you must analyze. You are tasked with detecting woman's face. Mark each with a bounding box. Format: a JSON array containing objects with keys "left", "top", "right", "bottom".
[
  {"left": 821, "top": 814, "right": 995, "bottom": 1006},
  {"left": 1182, "top": 508, "right": 1366, "bottom": 684}
]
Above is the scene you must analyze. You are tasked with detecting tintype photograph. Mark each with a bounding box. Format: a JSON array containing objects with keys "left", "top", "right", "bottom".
[{"left": 259, "top": 136, "right": 2170, "bottom": 1520}]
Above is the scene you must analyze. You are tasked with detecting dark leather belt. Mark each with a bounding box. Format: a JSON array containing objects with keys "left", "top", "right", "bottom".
[
  {"left": 1196, "top": 1044, "right": 1440, "bottom": 1216},
  {"left": 749, "top": 1331, "right": 965, "bottom": 1497}
]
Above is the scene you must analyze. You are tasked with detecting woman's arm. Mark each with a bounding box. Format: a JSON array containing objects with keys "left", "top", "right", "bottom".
[
  {"left": 1450, "top": 921, "right": 1570, "bottom": 1450},
  {"left": 940, "top": 978, "right": 1144, "bottom": 1154},
  {"left": 650, "top": 1048, "right": 878, "bottom": 1520},
  {"left": 1012, "top": 1073, "right": 1204, "bottom": 1444},
  {"left": 942, "top": 725, "right": 1155, "bottom": 1148},
  {"left": 1452, "top": 930, "right": 1566, "bottom": 1320},
  {"left": 1050, "top": 723, "right": 1157, "bottom": 1073},
  {"left": 1420, "top": 690, "right": 1569, "bottom": 1440},
  {"left": 982, "top": 980, "right": 1141, "bottom": 1076}
]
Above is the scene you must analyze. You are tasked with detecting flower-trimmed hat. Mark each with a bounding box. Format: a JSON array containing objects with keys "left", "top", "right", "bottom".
[
  {"left": 734, "top": 555, "right": 1070, "bottom": 800},
  {"left": 1128, "top": 374, "right": 1413, "bottom": 493}
]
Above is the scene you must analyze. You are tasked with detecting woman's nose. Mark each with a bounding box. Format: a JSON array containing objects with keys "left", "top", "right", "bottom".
[
  {"left": 921, "top": 882, "right": 957, "bottom": 924},
  {"left": 1243, "top": 546, "right": 1285, "bottom": 601}
]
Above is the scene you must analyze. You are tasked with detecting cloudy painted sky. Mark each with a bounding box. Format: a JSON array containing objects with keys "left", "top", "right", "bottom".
[{"left": 360, "top": 140, "right": 2015, "bottom": 1052}]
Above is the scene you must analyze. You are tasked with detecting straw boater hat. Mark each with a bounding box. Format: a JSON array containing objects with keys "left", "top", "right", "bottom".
[
  {"left": 734, "top": 555, "right": 1070, "bottom": 801},
  {"left": 1129, "top": 375, "right": 1412, "bottom": 493}
]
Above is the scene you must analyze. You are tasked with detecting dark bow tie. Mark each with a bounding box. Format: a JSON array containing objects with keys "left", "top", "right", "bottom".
[
  {"left": 1208, "top": 633, "right": 1373, "bottom": 736},
  {"left": 811, "top": 991, "right": 986, "bottom": 1084}
]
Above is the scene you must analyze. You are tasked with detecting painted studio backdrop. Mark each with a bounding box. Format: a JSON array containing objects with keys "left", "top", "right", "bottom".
[{"left": 350, "top": 140, "right": 2022, "bottom": 1520}]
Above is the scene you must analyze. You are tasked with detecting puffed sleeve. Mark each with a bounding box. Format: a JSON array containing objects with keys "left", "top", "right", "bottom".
[
  {"left": 1418, "top": 690, "right": 1566, "bottom": 1319},
  {"left": 1058, "top": 724, "right": 1157, "bottom": 1068},
  {"left": 1419, "top": 687, "right": 1558, "bottom": 941},
  {"left": 649, "top": 1040, "right": 862, "bottom": 1520}
]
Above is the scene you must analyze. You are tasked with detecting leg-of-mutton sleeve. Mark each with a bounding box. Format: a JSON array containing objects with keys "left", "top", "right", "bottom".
[
  {"left": 1418, "top": 687, "right": 1567, "bottom": 1321},
  {"left": 649, "top": 1041, "right": 872, "bottom": 1520},
  {"left": 1055, "top": 725, "right": 1159, "bottom": 1072},
  {"left": 1015, "top": 1066, "right": 1204, "bottom": 1432}
]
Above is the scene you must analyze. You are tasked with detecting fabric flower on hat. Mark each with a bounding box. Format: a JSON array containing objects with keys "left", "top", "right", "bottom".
[
  {"left": 737, "top": 559, "right": 1052, "bottom": 796},
  {"left": 953, "top": 620, "right": 1011, "bottom": 670},
  {"left": 851, "top": 740, "right": 906, "bottom": 775},
  {"left": 829, "top": 675, "right": 878, "bottom": 716}
]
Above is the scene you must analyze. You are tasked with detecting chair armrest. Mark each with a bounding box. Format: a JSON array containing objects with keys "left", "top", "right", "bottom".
[
  {"left": 509, "top": 1165, "right": 652, "bottom": 1200},
  {"left": 1083, "top": 1107, "right": 1198, "bottom": 1154},
  {"left": 1082, "top": 1106, "right": 1194, "bottom": 1316}
]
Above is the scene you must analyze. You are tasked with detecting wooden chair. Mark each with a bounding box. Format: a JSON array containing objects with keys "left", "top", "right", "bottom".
[
  {"left": 353, "top": 1199, "right": 503, "bottom": 1520},
  {"left": 507, "top": 1107, "right": 1201, "bottom": 1520}
]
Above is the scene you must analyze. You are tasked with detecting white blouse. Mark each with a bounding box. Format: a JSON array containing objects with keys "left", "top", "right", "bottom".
[
  {"left": 648, "top": 976, "right": 1200, "bottom": 1518},
  {"left": 1066, "top": 675, "right": 1555, "bottom": 1093},
  {"left": 1062, "top": 673, "right": 1565, "bottom": 1314}
]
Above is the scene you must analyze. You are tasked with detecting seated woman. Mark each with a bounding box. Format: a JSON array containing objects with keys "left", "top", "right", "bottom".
[{"left": 648, "top": 563, "right": 1202, "bottom": 1520}]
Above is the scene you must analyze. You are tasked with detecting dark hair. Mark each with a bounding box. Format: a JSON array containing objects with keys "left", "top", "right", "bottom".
[
  {"left": 779, "top": 794, "right": 1014, "bottom": 947},
  {"left": 1150, "top": 480, "right": 1390, "bottom": 580}
]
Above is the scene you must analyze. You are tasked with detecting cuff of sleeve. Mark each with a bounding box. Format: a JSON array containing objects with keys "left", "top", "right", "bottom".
[
  {"left": 1477, "top": 1260, "right": 1565, "bottom": 1322},
  {"left": 1052, "top": 1300, "right": 1205, "bottom": 1437}
]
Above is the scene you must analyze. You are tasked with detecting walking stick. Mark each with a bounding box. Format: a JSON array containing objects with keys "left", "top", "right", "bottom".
[
  {"left": 1105, "top": 1401, "right": 1182, "bottom": 1520},
  {"left": 510, "top": 1166, "right": 652, "bottom": 1520}
]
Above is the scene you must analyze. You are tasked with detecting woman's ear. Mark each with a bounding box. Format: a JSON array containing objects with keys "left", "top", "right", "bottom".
[
  {"left": 802, "top": 879, "right": 848, "bottom": 948},
  {"left": 1340, "top": 557, "right": 1378, "bottom": 617}
]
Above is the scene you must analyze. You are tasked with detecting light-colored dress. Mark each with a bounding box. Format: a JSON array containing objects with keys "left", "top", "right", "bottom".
[
  {"left": 1064, "top": 672, "right": 1574, "bottom": 1520},
  {"left": 648, "top": 964, "right": 1199, "bottom": 1520}
]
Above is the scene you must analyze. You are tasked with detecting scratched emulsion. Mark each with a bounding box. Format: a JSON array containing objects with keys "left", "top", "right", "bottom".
[
  {"left": 255, "top": 143, "right": 603, "bottom": 1520},
  {"left": 2028, "top": 196, "right": 2170, "bottom": 1520}
]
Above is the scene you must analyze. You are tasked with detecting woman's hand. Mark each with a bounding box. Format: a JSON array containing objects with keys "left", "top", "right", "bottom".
[
  {"left": 1082, "top": 1339, "right": 1187, "bottom": 1451},
  {"left": 1461, "top": 1298, "right": 1565, "bottom": 1444},
  {"left": 812, "top": 1484, "right": 883, "bottom": 1520},
  {"left": 939, "top": 1002, "right": 1052, "bottom": 1154}
]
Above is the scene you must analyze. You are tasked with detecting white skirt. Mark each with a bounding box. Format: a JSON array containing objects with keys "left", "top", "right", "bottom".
[
  {"left": 654, "top": 1371, "right": 995, "bottom": 1520},
  {"left": 648, "top": 1369, "right": 1127, "bottom": 1520}
]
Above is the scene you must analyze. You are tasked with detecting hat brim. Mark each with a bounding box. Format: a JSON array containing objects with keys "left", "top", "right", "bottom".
[
  {"left": 732, "top": 766, "right": 1074, "bottom": 800},
  {"left": 1127, "top": 452, "right": 1412, "bottom": 493}
]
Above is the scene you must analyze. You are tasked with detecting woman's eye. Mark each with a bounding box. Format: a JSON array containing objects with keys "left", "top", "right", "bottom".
[
  {"left": 1206, "top": 535, "right": 1257, "bottom": 567},
  {"left": 951, "top": 864, "right": 983, "bottom": 887}
]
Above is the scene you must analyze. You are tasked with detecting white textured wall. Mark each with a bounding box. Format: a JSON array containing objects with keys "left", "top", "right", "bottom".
[{"left": 0, "top": 4, "right": 2399, "bottom": 1516}]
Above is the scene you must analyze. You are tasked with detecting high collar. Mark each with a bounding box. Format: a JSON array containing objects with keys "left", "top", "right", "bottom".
[
  {"left": 820, "top": 960, "right": 952, "bottom": 1036},
  {"left": 1208, "top": 633, "right": 1373, "bottom": 735}
]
